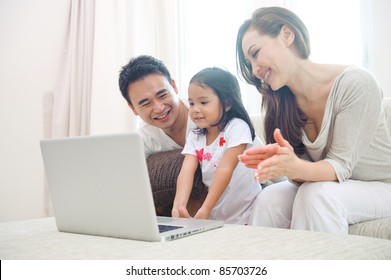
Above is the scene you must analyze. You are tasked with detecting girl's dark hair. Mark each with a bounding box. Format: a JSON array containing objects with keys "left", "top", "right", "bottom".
[
  {"left": 236, "top": 7, "right": 309, "bottom": 155},
  {"left": 190, "top": 67, "right": 255, "bottom": 140}
]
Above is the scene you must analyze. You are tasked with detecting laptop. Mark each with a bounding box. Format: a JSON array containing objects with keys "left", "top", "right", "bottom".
[{"left": 40, "top": 133, "right": 223, "bottom": 242}]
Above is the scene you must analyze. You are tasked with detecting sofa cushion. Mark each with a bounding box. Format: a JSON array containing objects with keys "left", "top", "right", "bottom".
[
  {"left": 146, "top": 149, "right": 205, "bottom": 208},
  {"left": 250, "top": 113, "right": 266, "bottom": 143},
  {"left": 349, "top": 217, "right": 391, "bottom": 240},
  {"left": 383, "top": 97, "right": 391, "bottom": 136}
]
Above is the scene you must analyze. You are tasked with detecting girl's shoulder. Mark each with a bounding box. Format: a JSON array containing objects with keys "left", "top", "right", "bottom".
[
  {"left": 224, "top": 118, "right": 252, "bottom": 140},
  {"left": 225, "top": 118, "right": 250, "bottom": 131}
]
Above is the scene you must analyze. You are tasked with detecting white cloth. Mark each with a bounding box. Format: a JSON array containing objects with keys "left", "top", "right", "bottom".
[
  {"left": 183, "top": 118, "right": 262, "bottom": 224},
  {"left": 249, "top": 66, "right": 391, "bottom": 233},
  {"left": 249, "top": 180, "right": 391, "bottom": 234},
  {"left": 137, "top": 99, "right": 196, "bottom": 157},
  {"left": 2, "top": 218, "right": 391, "bottom": 259}
]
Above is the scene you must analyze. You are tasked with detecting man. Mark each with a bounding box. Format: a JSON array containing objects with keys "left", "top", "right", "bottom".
[
  {"left": 118, "top": 55, "right": 204, "bottom": 216},
  {"left": 118, "top": 55, "right": 196, "bottom": 157}
]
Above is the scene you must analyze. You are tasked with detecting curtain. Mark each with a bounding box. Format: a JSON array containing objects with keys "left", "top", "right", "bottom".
[
  {"left": 43, "top": 0, "right": 96, "bottom": 216},
  {"left": 89, "top": 0, "right": 180, "bottom": 135},
  {"left": 43, "top": 0, "right": 180, "bottom": 216},
  {"left": 49, "top": 0, "right": 95, "bottom": 138}
]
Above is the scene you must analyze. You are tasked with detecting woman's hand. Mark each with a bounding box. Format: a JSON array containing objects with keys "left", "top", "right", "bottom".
[
  {"left": 255, "top": 129, "right": 299, "bottom": 181},
  {"left": 238, "top": 143, "right": 280, "bottom": 169}
]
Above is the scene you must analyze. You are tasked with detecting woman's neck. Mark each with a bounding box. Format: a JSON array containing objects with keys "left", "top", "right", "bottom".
[{"left": 288, "top": 61, "right": 347, "bottom": 104}]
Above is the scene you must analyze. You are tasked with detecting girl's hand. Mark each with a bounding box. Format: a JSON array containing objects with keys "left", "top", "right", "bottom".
[
  {"left": 238, "top": 143, "right": 279, "bottom": 169},
  {"left": 172, "top": 206, "right": 191, "bottom": 218},
  {"left": 194, "top": 206, "right": 210, "bottom": 220},
  {"left": 171, "top": 207, "right": 180, "bottom": 218},
  {"left": 255, "top": 129, "right": 298, "bottom": 181}
]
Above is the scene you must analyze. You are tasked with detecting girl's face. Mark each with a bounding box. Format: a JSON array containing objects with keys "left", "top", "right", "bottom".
[
  {"left": 188, "top": 83, "right": 223, "bottom": 130},
  {"left": 241, "top": 26, "right": 294, "bottom": 91}
]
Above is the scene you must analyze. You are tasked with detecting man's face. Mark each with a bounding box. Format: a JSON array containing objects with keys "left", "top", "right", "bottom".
[{"left": 127, "top": 74, "right": 181, "bottom": 130}]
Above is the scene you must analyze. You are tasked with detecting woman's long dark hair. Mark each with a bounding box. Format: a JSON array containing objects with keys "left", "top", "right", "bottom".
[
  {"left": 190, "top": 67, "right": 256, "bottom": 140},
  {"left": 236, "top": 7, "right": 309, "bottom": 155}
]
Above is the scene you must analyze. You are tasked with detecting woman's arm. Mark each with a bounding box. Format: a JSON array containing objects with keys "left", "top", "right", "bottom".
[
  {"left": 255, "top": 129, "right": 338, "bottom": 182},
  {"left": 172, "top": 154, "right": 199, "bottom": 218},
  {"left": 194, "top": 144, "right": 247, "bottom": 219},
  {"left": 322, "top": 70, "right": 382, "bottom": 182},
  {"left": 238, "top": 143, "right": 280, "bottom": 169}
]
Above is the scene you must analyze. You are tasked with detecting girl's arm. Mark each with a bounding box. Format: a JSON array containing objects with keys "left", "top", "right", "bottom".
[
  {"left": 172, "top": 154, "right": 199, "bottom": 218},
  {"left": 194, "top": 144, "right": 247, "bottom": 220}
]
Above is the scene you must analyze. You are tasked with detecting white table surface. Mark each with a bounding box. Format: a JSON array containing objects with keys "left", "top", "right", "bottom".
[{"left": 1, "top": 217, "right": 391, "bottom": 260}]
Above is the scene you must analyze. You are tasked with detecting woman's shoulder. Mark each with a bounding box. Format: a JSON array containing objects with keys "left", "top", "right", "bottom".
[
  {"left": 332, "top": 65, "right": 381, "bottom": 96},
  {"left": 336, "top": 65, "right": 378, "bottom": 86},
  {"left": 329, "top": 65, "right": 383, "bottom": 110}
]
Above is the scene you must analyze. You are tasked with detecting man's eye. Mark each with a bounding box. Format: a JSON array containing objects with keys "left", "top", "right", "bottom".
[
  {"left": 201, "top": 101, "right": 208, "bottom": 105},
  {"left": 141, "top": 102, "right": 151, "bottom": 107},
  {"left": 159, "top": 93, "right": 168, "bottom": 99}
]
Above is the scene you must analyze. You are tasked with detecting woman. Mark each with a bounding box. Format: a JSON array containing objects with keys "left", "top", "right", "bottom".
[{"left": 236, "top": 6, "right": 391, "bottom": 233}]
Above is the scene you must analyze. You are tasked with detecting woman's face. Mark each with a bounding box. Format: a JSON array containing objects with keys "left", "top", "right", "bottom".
[{"left": 241, "top": 27, "right": 293, "bottom": 91}]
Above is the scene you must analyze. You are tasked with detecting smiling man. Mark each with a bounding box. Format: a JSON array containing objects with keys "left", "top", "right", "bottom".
[{"left": 119, "top": 55, "right": 196, "bottom": 156}]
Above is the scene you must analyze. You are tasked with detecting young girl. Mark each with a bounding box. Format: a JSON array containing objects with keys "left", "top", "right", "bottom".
[{"left": 172, "top": 67, "right": 263, "bottom": 225}]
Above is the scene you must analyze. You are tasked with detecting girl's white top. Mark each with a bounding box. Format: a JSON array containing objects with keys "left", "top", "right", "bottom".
[{"left": 182, "top": 118, "right": 262, "bottom": 224}]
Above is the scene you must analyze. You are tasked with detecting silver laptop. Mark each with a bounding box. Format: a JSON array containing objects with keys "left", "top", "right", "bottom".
[{"left": 40, "top": 133, "right": 223, "bottom": 242}]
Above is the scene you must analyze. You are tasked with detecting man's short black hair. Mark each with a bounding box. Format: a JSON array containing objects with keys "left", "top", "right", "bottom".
[{"left": 118, "top": 55, "right": 172, "bottom": 104}]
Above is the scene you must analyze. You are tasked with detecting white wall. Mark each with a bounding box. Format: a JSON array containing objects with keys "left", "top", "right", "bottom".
[
  {"left": 0, "top": 0, "right": 390, "bottom": 222},
  {"left": 0, "top": 0, "right": 69, "bottom": 221},
  {"left": 371, "top": 0, "right": 391, "bottom": 98}
]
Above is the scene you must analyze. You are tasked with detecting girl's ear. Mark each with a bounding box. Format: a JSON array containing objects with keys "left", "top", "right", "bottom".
[{"left": 225, "top": 102, "right": 231, "bottom": 111}]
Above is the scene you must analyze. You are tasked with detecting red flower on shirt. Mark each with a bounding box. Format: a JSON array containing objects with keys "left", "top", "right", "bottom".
[
  {"left": 203, "top": 152, "right": 212, "bottom": 161},
  {"left": 196, "top": 148, "right": 204, "bottom": 161},
  {"left": 219, "top": 137, "right": 226, "bottom": 147}
]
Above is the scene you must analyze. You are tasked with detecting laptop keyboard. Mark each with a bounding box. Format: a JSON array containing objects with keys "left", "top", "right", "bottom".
[{"left": 158, "top": 224, "right": 183, "bottom": 233}]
